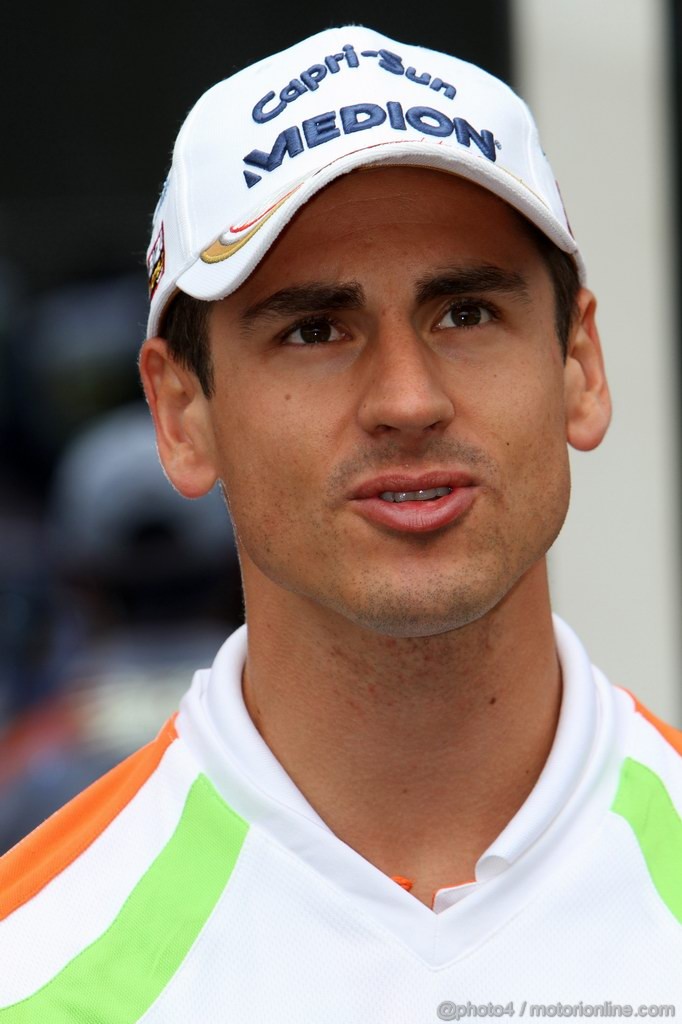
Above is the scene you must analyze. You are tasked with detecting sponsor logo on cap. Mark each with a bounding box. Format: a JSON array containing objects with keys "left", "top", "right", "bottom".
[
  {"left": 242, "top": 102, "right": 497, "bottom": 189},
  {"left": 200, "top": 188, "right": 302, "bottom": 263},
  {"left": 147, "top": 225, "right": 165, "bottom": 297},
  {"left": 251, "top": 43, "right": 457, "bottom": 125}
]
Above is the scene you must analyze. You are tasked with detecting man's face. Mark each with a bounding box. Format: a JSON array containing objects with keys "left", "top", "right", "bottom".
[{"left": 191, "top": 168, "right": 592, "bottom": 636}]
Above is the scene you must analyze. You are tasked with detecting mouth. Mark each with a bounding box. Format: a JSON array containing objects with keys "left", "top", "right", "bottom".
[
  {"left": 350, "top": 472, "right": 477, "bottom": 534},
  {"left": 379, "top": 486, "right": 452, "bottom": 503}
]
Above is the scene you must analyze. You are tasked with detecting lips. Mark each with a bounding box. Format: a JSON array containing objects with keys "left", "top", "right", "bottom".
[{"left": 349, "top": 470, "right": 478, "bottom": 534}]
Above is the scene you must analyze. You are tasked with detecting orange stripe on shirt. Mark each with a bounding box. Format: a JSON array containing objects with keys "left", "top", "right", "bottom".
[
  {"left": 623, "top": 689, "right": 682, "bottom": 756},
  {"left": 391, "top": 875, "right": 414, "bottom": 892},
  {"left": 0, "top": 715, "right": 178, "bottom": 921}
]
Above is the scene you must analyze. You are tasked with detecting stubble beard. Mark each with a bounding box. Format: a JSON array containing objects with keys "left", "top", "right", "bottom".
[{"left": 232, "top": 436, "right": 571, "bottom": 641}]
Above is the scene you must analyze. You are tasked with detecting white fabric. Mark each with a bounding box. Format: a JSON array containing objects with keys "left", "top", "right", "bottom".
[
  {"left": 0, "top": 740, "right": 198, "bottom": 1006},
  {"left": 3, "top": 618, "right": 682, "bottom": 1020},
  {"left": 176, "top": 616, "right": 624, "bottom": 964},
  {"left": 141, "top": 805, "right": 680, "bottom": 1023}
]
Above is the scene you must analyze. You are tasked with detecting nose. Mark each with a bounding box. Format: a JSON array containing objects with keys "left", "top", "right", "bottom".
[{"left": 356, "top": 321, "right": 455, "bottom": 437}]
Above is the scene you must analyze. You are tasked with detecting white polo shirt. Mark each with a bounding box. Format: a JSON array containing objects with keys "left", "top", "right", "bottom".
[{"left": 0, "top": 617, "right": 680, "bottom": 1021}]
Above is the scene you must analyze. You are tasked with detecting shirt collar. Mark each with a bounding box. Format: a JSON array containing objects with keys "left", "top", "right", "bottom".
[{"left": 179, "top": 615, "right": 603, "bottom": 913}]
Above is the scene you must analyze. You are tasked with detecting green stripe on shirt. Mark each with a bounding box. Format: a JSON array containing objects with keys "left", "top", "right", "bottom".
[
  {"left": 612, "top": 756, "right": 682, "bottom": 923},
  {"left": 0, "top": 774, "right": 248, "bottom": 1022}
]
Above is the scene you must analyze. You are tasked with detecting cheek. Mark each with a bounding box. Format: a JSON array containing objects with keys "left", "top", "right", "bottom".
[
  {"left": 214, "top": 393, "right": 333, "bottom": 537},
  {"left": 476, "top": 354, "right": 569, "bottom": 488},
  {"left": 511, "top": 388, "right": 571, "bottom": 526}
]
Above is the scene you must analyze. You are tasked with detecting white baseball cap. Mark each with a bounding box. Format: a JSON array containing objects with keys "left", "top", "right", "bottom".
[{"left": 146, "top": 25, "right": 582, "bottom": 337}]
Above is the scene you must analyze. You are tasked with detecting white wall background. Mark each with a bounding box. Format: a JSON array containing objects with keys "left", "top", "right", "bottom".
[{"left": 513, "top": 0, "right": 680, "bottom": 721}]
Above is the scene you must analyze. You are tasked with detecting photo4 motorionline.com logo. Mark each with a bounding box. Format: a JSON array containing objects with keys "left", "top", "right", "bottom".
[{"left": 436, "top": 1002, "right": 677, "bottom": 1020}]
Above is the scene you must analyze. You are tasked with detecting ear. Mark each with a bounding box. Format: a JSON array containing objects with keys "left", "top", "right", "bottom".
[
  {"left": 139, "top": 337, "right": 218, "bottom": 498},
  {"left": 564, "top": 288, "right": 612, "bottom": 452}
]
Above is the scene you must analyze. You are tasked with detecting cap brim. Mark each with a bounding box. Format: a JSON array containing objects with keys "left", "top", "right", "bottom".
[{"left": 151, "top": 139, "right": 583, "bottom": 336}]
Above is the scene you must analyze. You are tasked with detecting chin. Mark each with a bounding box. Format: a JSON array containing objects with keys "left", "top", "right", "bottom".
[{"left": 329, "top": 576, "right": 511, "bottom": 639}]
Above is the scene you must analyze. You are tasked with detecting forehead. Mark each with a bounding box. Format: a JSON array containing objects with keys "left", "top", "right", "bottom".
[
  {"left": 295, "top": 163, "right": 515, "bottom": 211},
  {"left": 228, "top": 166, "right": 546, "bottom": 299}
]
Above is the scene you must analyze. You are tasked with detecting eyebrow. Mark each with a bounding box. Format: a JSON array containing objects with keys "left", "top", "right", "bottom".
[
  {"left": 240, "top": 283, "right": 365, "bottom": 327},
  {"left": 238, "top": 264, "right": 532, "bottom": 329},
  {"left": 415, "top": 265, "right": 532, "bottom": 306}
]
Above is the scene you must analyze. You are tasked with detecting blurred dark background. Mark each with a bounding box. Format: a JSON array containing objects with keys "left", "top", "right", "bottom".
[
  {"left": 0, "top": 3, "right": 513, "bottom": 851},
  {"left": 3, "top": 3, "right": 513, "bottom": 295}
]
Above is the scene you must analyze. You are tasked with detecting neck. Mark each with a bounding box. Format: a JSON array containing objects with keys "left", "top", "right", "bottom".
[{"left": 240, "top": 560, "right": 561, "bottom": 906}]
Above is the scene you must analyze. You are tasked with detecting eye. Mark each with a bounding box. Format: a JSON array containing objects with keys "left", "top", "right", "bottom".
[
  {"left": 282, "top": 318, "right": 346, "bottom": 346},
  {"left": 437, "top": 302, "right": 495, "bottom": 330}
]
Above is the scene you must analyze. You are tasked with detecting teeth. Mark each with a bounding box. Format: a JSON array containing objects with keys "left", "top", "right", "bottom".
[{"left": 379, "top": 487, "right": 452, "bottom": 503}]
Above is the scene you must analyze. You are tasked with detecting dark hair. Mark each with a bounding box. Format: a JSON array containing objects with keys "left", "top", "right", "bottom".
[
  {"left": 161, "top": 239, "right": 581, "bottom": 399},
  {"left": 528, "top": 227, "right": 582, "bottom": 360},
  {"left": 162, "top": 291, "right": 215, "bottom": 397}
]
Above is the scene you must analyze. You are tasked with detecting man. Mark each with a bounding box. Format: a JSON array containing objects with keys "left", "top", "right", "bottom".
[{"left": 0, "top": 26, "right": 680, "bottom": 1021}]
